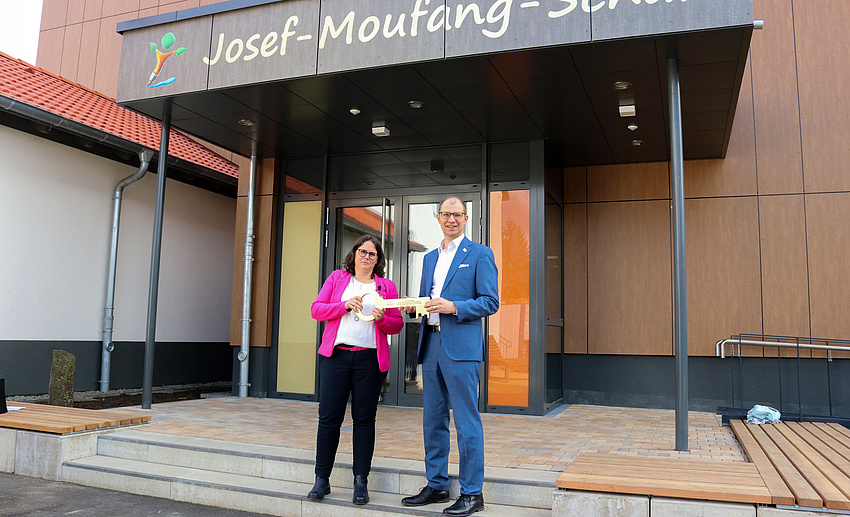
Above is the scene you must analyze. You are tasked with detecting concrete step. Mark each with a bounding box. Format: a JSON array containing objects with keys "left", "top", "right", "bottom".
[
  {"left": 62, "top": 455, "right": 551, "bottom": 517},
  {"left": 93, "top": 430, "right": 556, "bottom": 510}
]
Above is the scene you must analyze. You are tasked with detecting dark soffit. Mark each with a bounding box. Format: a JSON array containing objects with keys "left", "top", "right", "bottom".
[{"left": 123, "top": 26, "right": 753, "bottom": 168}]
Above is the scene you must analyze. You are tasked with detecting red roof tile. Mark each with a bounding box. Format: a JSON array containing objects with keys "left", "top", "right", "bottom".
[{"left": 0, "top": 51, "right": 238, "bottom": 179}]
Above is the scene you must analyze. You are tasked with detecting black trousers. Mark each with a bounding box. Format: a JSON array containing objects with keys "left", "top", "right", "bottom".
[{"left": 315, "top": 347, "right": 387, "bottom": 478}]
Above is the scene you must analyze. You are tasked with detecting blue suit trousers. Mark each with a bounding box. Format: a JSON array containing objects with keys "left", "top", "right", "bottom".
[{"left": 421, "top": 329, "right": 484, "bottom": 495}]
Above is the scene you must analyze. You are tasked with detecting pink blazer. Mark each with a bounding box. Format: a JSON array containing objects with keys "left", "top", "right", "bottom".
[{"left": 311, "top": 270, "right": 403, "bottom": 372}]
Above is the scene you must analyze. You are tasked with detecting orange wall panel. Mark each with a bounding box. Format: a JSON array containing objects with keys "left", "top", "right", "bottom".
[
  {"left": 806, "top": 193, "right": 850, "bottom": 341},
  {"left": 685, "top": 197, "right": 762, "bottom": 356},
  {"left": 587, "top": 200, "right": 672, "bottom": 355},
  {"left": 563, "top": 203, "right": 588, "bottom": 354},
  {"left": 40, "top": 0, "right": 68, "bottom": 31},
  {"left": 66, "top": 0, "right": 86, "bottom": 25},
  {"left": 564, "top": 166, "right": 587, "bottom": 204},
  {"left": 77, "top": 20, "right": 102, "bottom": 87},
  {"left": 36, "top": 28, "right": 65, "bottom": 73},
  {"left": 587, "top": 162, "right": 669, "bottom": 203},
  {"left": 59, "top": 22, "right": 82, "bottom": 81},
  {"left": 84, "top": 0, "right": 104, "bottom": 21},
  {"left": 751, "top": 0, "right": 803, "bottom": 196},
  {"left": 795, "top": 1, "right": 850, "bottom": 193}
]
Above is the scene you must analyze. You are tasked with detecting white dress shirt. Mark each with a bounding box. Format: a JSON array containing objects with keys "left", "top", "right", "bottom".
[{"left": 428, "top": 234, "right": 465, "bottom": 325}]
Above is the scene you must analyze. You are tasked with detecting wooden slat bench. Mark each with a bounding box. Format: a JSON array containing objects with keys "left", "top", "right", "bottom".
[
  {"left": 556, "top": 453, "right": 773, "bottom": 505},
  {"left": 731, "top": 419, "right": 850, "bottom": 510},
  {"left": 0, "top": 401, "right": 150, "bottom": 434}
]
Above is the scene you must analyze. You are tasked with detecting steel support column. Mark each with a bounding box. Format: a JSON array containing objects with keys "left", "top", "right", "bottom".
[
  {"left": 668, "top": 53, "right": 688, "bottom": 452},
  {"left": 142, "top": 103, "right": 172, "bottom": 409}
]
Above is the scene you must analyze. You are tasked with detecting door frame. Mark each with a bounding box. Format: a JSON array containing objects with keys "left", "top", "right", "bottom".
[{"left": 326, "top": 190, "right": 482, "bottom": 408}]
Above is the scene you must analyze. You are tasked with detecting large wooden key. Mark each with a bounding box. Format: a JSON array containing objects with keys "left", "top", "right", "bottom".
[{"left": 356, "top": 290, "right": 430, "bottom": 321}]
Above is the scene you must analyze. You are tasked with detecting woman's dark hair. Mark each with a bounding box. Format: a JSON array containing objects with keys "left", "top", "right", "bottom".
[{"left": 343, "top": 235, "right": 386, "bottom": 278}]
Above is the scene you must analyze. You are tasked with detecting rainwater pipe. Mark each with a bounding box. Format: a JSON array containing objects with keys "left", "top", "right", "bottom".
[
  {"left": 100, "top": 149, "right": 155, "bottom": 392},
  {"left": 238, "top": 154, "right": 258, "bottom": 397}
]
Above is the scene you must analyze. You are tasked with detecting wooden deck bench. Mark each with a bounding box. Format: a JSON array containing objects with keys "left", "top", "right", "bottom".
[
  {"left": 731, "top": 419, "right": 850, "bottom": 510},
  {"left": 556, "top": 452, "right": 772, "bottom": 504},
  {"left": 0, "top": 401, "right": 150, "bottom": 434}
]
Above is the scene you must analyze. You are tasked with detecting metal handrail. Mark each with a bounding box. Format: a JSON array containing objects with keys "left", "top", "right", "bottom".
[{"left": 716, "top": 338, "right": 850, "bottom": 359}]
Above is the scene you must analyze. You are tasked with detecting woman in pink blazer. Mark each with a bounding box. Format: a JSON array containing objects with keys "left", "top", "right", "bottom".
[{"left": 307, "top": 235, "right": 403, "bottom": 505}]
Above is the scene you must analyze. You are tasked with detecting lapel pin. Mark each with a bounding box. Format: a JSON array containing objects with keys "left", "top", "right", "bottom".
[{"left": 463, "top": 248, "right": 467, "bottom": 252}]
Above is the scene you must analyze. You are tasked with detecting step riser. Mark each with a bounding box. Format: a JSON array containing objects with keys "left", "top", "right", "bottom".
[
  {"left": 98, "top": 436, "right": 553, "bottom": 510},
  {"left": 62, "top": 461, "right": 550, "bottom": 517}
]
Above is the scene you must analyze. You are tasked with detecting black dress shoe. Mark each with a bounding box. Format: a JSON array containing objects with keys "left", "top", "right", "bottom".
[
  {"left": 353, "top": 474, "right": 369, "bottom": 505},
  {"left": 401, "top": 485, "right": 451, "bottom": 506},
  {"left": 306, "top": 477, "right": 330, "bottom": 501},
  {"left": 443, "top": 494, "right": 484, "bottom": 516}
]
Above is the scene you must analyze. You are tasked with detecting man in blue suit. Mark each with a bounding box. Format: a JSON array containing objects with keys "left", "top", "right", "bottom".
[{"left": 401, "top": 196, "right": 499, "bottom": 516}]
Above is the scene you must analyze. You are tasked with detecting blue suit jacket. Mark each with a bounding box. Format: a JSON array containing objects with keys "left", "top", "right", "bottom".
[{"left": 416, "top": 236, "right": 499, "bottom": 363}]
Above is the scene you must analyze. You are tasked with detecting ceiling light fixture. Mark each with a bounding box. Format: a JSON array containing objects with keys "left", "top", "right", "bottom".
[
  {"left": 349, "top": 108, "right": 361, "bottom": 115},
  {"left": 628, "top": 124, "right": 639, "bottom": 131},
  {"left": 619, "top": 105, "right": 637, "bottom": 117},
  {"left": 612, "top": 81, "right": 633, "bottom": 90},
  {"left": 372, "top": 125, "right": 390, "bottom": 137},
  {"left": 631, "top": 139, "right": 645, "bottom": 147},
  {"left": 407, "top": 100, "right": 424, "bottom": 109},
  {"left": 237, "top": 119, "right": 255, "bottom": 127},
  {"left": 363, "top": 180, "right": 375, "bottom": 185}
]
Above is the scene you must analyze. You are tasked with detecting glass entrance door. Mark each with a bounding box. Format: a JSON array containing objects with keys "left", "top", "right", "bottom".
[{"left": 327, "top": 193, "right": 480, "bottom": 407}]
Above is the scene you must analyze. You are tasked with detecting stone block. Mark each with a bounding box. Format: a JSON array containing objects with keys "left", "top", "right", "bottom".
[
  {"left": 553, "top": 490, "right": 649, "bottom": 517},
  {"left": 0, "top": 428, "right": 16, "bottom": 472},
  {"left": 48, "top": 350, "right": 75, "bottom": 407},
  {"left": 14, "top": 430, "right": 99, "bottom": 480},
  {"left": 758, "top": 508, "right": 827, "bottom": 517},
  {"left": 652, "top": 497, "right": 755, "bottom": 517}
]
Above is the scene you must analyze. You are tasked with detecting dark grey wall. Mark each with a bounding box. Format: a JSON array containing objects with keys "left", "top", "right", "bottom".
[
  {"left": 0, "top": 341, "right": 232, "bottom": 396},
  {"left": 563, "top": 354, "right": 850, "bottom": 418}
]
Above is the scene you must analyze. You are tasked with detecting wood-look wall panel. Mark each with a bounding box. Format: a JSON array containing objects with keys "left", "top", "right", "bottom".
[
  {"left": 102, "top": 0, "right": 141, "bottom": 18},
  {"left": 36, "top": 28, "right": 64, "bottom": 73},
  {"left": 158, "top": 0, "right": 201, "bottom": 14},
  {"left": 84, "top": 0, "right": 103, "bottom": 22},
  {"left": 759, "top": 195, "right": 811, "bottom": 358},
  {"left": 564, "top": 166, "right": 587, "bottom": 204},
  {"left": 587, "top": 162, "right": 669, "bottom": 203},
  {"left": 141, "top": 0, "right": 159, "bottom": 9},
  {"left": 230, "top": 161, "right": 279, "bottom": 348},
  {"left": 751, "top": 0, "right": 803, "bottom": 196},
  {"left": 684, "top": 58, "right": 757, "bottom": 198},
  {"left": 587, "top": 200, "right": 672, "bottom": 355},
  {"left": 237, "top": 157, "right": 279, "bottom": 197},
  {"left": 59, "top": 22, "right": 82, "bottom": 81},
  {"left": 76, "top": 20, "right": 101, "bottom": 88},
  {"left": 806, "top": 193, "right": 850, "bottom": 343},
  {"left": 66, "top": 0, "right": 86, "bottom": 25},
  {"left": 563, "top": 203, "right": 588, "bottom": 354},
  {"left": 794, "top": 1, "right": 850, "bottom": 193},
  {"left": 685, "top": 197, "right": 762, "bottom": 356},
  {"left": 40, "top": 0, "right": 68, "bottom": 31},
  {"left": 93, "top": 14, "right": 131, "bottom": 98}
]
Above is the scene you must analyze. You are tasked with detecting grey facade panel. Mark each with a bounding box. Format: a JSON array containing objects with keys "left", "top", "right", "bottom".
[{"left": 208, "top": 0, "right": 320, "bottom": 89}]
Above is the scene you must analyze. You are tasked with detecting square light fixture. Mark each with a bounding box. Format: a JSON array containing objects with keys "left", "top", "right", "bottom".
[
  {"left": 372, "top": 125, "right": 390, "bottom": 137},
  {"left": 619, "top": 105, "right": 636, "bottom": 117}
]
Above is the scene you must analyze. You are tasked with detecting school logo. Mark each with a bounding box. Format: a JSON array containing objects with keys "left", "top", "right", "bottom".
[{"left": 147, "top": 32, "right": 186, "bottom": 88}]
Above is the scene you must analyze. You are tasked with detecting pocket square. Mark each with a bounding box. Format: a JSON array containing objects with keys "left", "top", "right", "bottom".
[{"left": 459, "top": 264, "right": 470, "bottom": 268}]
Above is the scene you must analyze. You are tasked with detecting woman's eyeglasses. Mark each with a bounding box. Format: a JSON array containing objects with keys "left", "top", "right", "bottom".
[
  {"left": 357, "top": 248, "right": 378, "bottom": 260},
  {"left": 438, "top": 211, "right": 466, "bottom": 220}
]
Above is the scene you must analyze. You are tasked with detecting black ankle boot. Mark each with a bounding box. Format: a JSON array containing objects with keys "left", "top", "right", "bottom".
[
  {"left": 353, "top": 474, "right": 369, "bottom": 505},
  {"left": 307, "top": 477, "right": 330, "bottom": 501}
]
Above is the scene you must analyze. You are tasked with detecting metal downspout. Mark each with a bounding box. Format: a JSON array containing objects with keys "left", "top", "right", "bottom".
[
  {"left": 142, "top": 104, "right": 172, "bottom": 409},
  {"left": 668, "top": 51, "right": 689, "bottom": 452},
  {"left": 239, "top": 154, "right": 258, "bottom": 397},
  {"left": 100, "top": 149, "right": 154, "bottom": 392}
]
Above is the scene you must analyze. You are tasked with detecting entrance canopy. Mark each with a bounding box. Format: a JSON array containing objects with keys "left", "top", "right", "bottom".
[{"left": 116, "top": 0, "right": 754, "bottom": 166}]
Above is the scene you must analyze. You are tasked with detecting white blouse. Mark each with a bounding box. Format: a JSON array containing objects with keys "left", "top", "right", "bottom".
[{"left": 333, "top": 276, "right": 377, "bottom": 349}]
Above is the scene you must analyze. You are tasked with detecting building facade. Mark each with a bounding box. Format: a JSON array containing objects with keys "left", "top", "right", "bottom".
[{"left": 32, "top": 0, "right": 850, "bottom": 417}]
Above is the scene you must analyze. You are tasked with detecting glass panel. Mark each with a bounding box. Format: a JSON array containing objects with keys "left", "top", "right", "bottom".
[
  {"left": 277, "top": 201, "right": 323, "bottom": 394},
  {"left": 488, "top": 190, "right": 530, "bottom": 407},
  {"left": 404, "top": 200, "right": 473, "bottom": 395},
  {"left": 336, "top": 204, "right": 395, "bottom": 398},
  {"left": 285, "top": 157, "right": 323, "bottom": 194}
]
